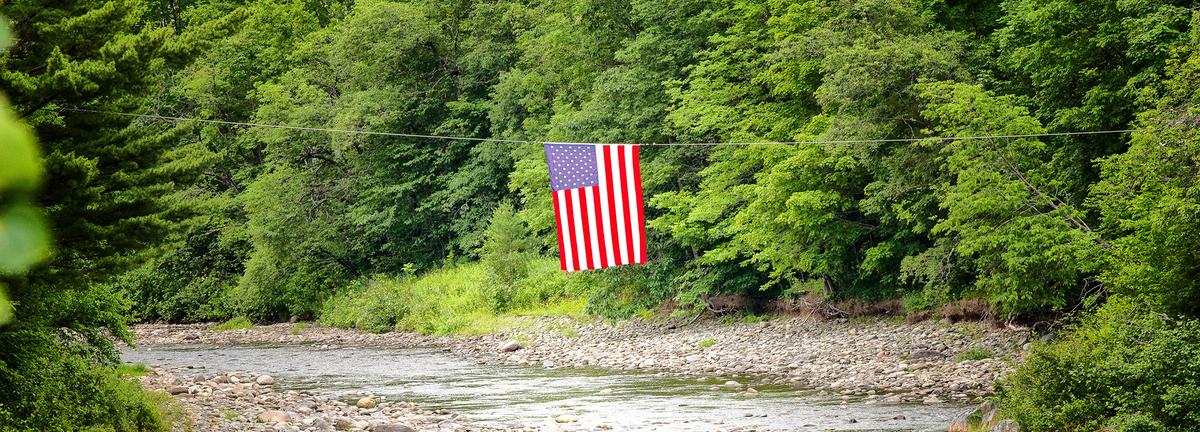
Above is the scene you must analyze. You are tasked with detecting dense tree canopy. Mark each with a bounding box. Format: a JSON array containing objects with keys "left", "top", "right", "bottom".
[
  {"left": 2, "top": 0, "right": 1200, "bottom": 430},
  {"left": 8, "top": 0, "right": 1193, "bottom": 325}
]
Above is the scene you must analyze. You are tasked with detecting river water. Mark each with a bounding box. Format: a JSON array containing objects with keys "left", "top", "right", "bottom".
[{"left": 123, "top": 345, "right": 967, "bottom": 431}]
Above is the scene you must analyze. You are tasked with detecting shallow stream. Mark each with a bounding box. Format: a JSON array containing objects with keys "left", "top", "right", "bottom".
[{"left": 123, "top": 345, "right": 967, "bottom": 431}]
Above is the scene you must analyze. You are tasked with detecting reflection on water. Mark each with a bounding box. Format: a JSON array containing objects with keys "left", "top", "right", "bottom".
[{"left": 123, "top": 345, "right": 966, "bottom": 431}]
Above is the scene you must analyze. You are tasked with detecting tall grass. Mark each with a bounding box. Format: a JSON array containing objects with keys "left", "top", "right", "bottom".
[{"left": 320, "top": 259, "right": 594, "bottom": 335}]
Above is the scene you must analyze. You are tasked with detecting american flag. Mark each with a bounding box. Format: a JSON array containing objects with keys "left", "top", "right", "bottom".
[{"left": 544, "top": 143, "right": 647, "bottom": 272}]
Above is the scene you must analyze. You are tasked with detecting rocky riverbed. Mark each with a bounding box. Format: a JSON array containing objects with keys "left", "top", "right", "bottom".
[
  {"left": 460, "top": 317, "right": 1027, "bottom": 404},
  {"left": 139, "top": 365, "right": 529, "bottom": 432},
  {"left": 132, "top": 316, "right": 1028, "bottom": 406}
]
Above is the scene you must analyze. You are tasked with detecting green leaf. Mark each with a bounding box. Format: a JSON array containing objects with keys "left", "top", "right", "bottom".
[
  {"left": 0, "top": 205, "right": 49, "bottom": 275},
  {"left": 0, "top": 287, "right": 10, "bottom": 325}
]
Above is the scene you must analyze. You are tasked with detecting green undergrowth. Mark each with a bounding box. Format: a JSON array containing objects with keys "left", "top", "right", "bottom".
[
  {"left": 955, "top": 346, "right": 996, "bottom": 361},
  {"left": 0, "top": 331, "right": 185, "bottom": 432},
  {"left": 209, "top": 316, "right": 253, "bottom": 332},
  {"left": 117, "top": 363, "right": 151, "bottom": 377},
  {"left": 319, "top": 259, "right": 594, "bottom": 335},
  {"left": 998, "top": 297, "right": 1200, "bottom": 431}
]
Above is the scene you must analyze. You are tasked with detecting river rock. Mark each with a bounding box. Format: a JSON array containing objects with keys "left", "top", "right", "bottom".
[
  {"left": 554, "top": 414, "right": 578, "bottom": 423},
  {"left": 167, "top": 385, "right": 189, "bottom": 395},
  {"left": 909, "top": 350, "right": 946, "bottom": 360},
  {"left": 256, "top": 375, "right": 275, "bottom": 385},
  {"left": 372, "top": 424, "right": 417, "bottom": 432},
  {"left": 499, "top": 340, "right": 522, "bottom": 352},
  {"left": 948, "top": 415, "right": 971, "bottom": 432},
  {"left": 334, "top": 417, "right": 355, "bottom": 430},
  {"left": 977, "top": 401, "right": 999, "bottom": 424},
  {"left": 989, "top": 419, "right": 1020, "bottom": 432},
  {"left": 723, "top": 380, "right": 742, "bottom": 388},
  {"left": 256, "top": 410, "right": 291, "bottom": 424},
  {"left": 356, "top": 397, "right": 376, "bottom": 409}
]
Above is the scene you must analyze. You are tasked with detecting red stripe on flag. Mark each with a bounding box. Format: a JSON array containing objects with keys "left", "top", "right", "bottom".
[
  {"left": 617, "top": 146, "right": 635, "bottom": 264},
  {"left": 591, "top": 185, "right": 608, "bottom": 269},
  {"left": 603, "top": 146, "right": 620, "bottom": 263},
  {"left": 580, "top": 189, "right": 595, "bottom": 270},
  {"left": 632, "top": 145, "right": 647, "bottom": 264},
  {"left": 551, "top": 192, "right": 567, "bottom": 271},
  {"left": 564, "top": 191, "right": 582, "bottom": 271}
]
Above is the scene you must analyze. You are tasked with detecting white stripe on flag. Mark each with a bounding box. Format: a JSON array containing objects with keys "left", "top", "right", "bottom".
[
  {"left": 585, "top": 187, "right": 601, "bottom": 269},
  {"left": 570, "top": 188, "right": 588, "bottom": 270},
  {"left": 624, "top": 146, "right": 642, "bottom": 263},
  {"left": 595, "top": 146, "right": 616, "bottom": 266},
  {"left": 556, "top": 190, "right": 574, "bottom": 272}
]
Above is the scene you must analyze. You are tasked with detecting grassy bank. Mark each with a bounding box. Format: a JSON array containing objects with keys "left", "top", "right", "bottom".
[{"left": 319, "top": 259, "right": 594, "bottom": 335}]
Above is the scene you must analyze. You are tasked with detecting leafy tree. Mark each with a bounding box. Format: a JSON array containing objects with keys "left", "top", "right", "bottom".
[
  {"left": 992, "top": 0, "right": 1195, "bottom": 202},
  {"left": 1092, "top": 23, "right": 1200, "bottom": 316},
  {"left": 912, "top": 81, "right": 1105, "bottom": 313}
]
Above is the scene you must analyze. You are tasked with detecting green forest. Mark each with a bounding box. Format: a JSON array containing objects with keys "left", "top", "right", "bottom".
[{"left": 1, "top": 0, "right": 1199, "bottom": 430}]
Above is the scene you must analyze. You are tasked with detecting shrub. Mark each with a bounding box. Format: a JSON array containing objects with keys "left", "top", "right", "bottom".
[
  {"left": 997, "top": 297, "right": 1200, "bottom": 431},
  {"left": 0, "top": 330, "right": 170, "bottom": 432}
]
